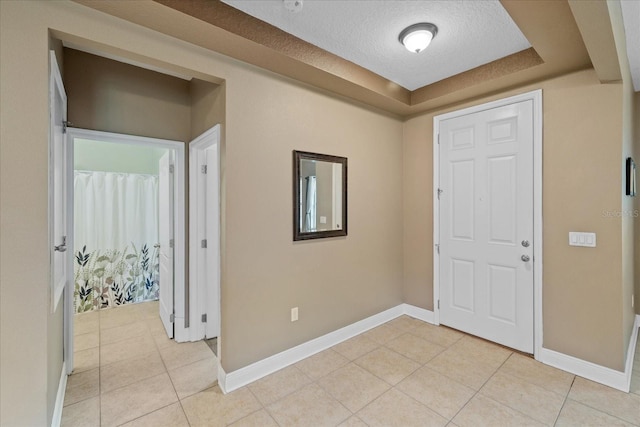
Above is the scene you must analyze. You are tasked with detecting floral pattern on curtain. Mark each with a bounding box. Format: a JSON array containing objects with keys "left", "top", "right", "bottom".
[
  {"left": 74, "top": 170, "right": 160, "bottom": 313},
  {"left": 74, "top": 243, "right": 159, "bottom": 313}
]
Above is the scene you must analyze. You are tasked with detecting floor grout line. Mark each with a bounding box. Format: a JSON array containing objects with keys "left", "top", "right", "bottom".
[
  {"left": 551, "top": 378, "right": 572, "bottom": 427},
  {"left": 444, "top": 350, "right": 514, "bottom": 424}
]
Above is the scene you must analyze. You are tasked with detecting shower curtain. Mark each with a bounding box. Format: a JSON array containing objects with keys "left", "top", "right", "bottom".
[{"left": 74, "top": 171, "right": 160, "bottom": 313}]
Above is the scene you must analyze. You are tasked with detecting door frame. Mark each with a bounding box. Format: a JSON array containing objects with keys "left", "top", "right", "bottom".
[
  {"left": 432, "top": 89, "right": 543, "bottom": 357},
  {"left": 64, "top": 128, "right": 187, "bottom": 358},
  {"left": 188, "top": 125, "right": 221, "bottom": 344}
]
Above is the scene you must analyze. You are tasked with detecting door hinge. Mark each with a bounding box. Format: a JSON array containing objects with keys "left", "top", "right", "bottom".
[
  {"left": 62, "top": 120, "right": 73, "bottom": 134},
  {"left": 169, "top": 165, "right": 175, "bottom": 173},
  {"left": 437, "top": 300, "right": 440, "bottom": 310},
  {"left": 201, "top": 165, "right": 207, "bottom": 174},
  {"left": 437, "top": 188, "right": 444, "bottom": 199},
  {"left": 169, "top": 239, "right": 174, "bottom": 249},
  {"left": 54, "top": 235, "right": 68, "bottom": 253},
  {"left": 201, "top": 239, "right": 207, "bottom": 249},
  {"left": 201, "top": 314, "right": 207, "bottom": 323},
  {"left": 169, "top": 313, "right": 175, "bottom": 323},
  {"left": 437, "top": 133, "right": 440, "bottom": 145},
  {"left": 435, "top": 243, "right": 440, "bottom": 254}
]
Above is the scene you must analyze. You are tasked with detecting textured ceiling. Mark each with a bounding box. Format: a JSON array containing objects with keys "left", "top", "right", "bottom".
[
  {"left": 221, "top": 0, "right": 531, "bottom": 90},
  {"left": 620, "top": 0, "right": 640, "bottom": 91}
]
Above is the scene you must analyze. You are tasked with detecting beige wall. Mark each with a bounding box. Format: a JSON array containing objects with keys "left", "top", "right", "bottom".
[
  {"left": 1, "top": 3, "right": 51, "bottom": 423},
  {"left": 190, "top": 78, "right": 225, "bottom": 140},
  {"left": 221, "top": 62, "right": 403, "bottom": 371},
  {"left": 403, "top": 68, "right": 628, "bottom": 371},
  {"left": 402, "top": 113, "right": 435, "bottom": 310},
  {"left": 64, "top": 48, "right": 192, "bottom": 142}
]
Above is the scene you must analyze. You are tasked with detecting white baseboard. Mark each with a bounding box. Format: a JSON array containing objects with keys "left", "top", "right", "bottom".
[
  {"left": 219, "top": 304, "right": 435, "bottom": 393},
  {"left": 537, "top": 314, "right": 640, "bottom": 393},
  {"left": 401, "top": 303, "right": 435, "bottom": 324},
  {"left": 626, "top": 315, "right": 640, "bottom": 391},
  {"left": 51, "top": 362, "right": 67, "bottom": 427},
  {"left": 217, "top": 305, "right": 638, "bottom": 395}
]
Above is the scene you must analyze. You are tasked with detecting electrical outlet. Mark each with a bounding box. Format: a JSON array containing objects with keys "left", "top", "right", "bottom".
[{"left": 291, "top": 307, "right": 299, "bottom": 322}]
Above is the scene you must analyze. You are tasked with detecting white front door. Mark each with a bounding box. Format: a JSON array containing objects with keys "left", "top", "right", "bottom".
[
  {"left": 438, "top": 99, "right": 534, "bottom": 353},
  {"left": 158, "top": 151, "right": 175, "bottom": 338}
]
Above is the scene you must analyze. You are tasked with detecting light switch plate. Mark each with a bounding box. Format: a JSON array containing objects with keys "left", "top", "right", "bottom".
[{"left": 569, "top": 232, "right": 596, "bottom": 247}]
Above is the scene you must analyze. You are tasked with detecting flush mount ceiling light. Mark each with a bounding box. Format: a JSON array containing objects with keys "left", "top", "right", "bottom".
[{"left": 399, "top": 23, "right": 438, "bottom": 53}]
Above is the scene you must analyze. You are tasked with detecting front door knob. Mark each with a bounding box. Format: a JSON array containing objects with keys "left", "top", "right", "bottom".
[
  {"left": 521, "top": 255, "right": 530, "bottom": 262},
  {"left": 521, "top": 240, "right": 530, "bottom": 247}
]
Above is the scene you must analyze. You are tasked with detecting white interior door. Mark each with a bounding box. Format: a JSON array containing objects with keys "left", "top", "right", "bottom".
[
  {"left": 439, "top": 100, "right": 534, "bottom": 353},
  {"left": 188, "top": 125, "right": 220, "bottom": 342},
  {"left": 159, "top": 151, "right": 175, "bottom": 338},
  {"left": 50, "top": 51, "right": 74, "bottom": 374},
  {"left": 50, "top": 51, "right": 69, "bottom": 311}
]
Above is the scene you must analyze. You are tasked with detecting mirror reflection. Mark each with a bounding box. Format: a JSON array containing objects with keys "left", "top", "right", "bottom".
[{"left": 293, "top": 151, "right": 347, "bottom": 241}]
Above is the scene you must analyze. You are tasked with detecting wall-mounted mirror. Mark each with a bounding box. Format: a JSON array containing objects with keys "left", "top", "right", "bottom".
[{"left": 293, "top": 150, "right": 347, "bottom": 241}]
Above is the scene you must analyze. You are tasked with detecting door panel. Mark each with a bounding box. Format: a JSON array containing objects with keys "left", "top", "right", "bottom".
[
  {"left": 439, "top": 100, "right": 534, "bottom": 353},
  {"left": 451, "top": 258, "right": 474, "bottom": 312},
  {"left": 487, "top": 264, "right": 517, "bottom": 324},
  {"left": 450, "top": 160, "right": 475, "bottom": 240},
  {"left": 158, "top": 151, "right": 174, "bottom": 338},
  {"left": 488, "top": 156, "right": 517, "bottom": 244}
]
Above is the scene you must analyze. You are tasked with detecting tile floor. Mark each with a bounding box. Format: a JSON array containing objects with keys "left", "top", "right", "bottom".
[{"left": 62, "top": 302, "right": 640, "bottom": 427}]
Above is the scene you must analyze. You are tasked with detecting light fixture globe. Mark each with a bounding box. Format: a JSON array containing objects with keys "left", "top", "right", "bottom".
[{"left": 399, "top": 23, "right": 438, "bottom": 53}]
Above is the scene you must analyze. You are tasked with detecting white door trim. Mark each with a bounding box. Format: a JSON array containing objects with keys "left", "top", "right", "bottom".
[
  {"left": 65, "top": 128, "right": 188, "bottom": 344},
  {"left": 188, "top": 125, "right": 221, "bottom": 344},
  {"left": 433, "top": 89, "right": 543, "bottom": 357}
]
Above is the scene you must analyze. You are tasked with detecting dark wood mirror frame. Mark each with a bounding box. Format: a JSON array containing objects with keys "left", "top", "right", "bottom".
[{"left": 293, "top": 150, "right": 348, "bottom": 241}]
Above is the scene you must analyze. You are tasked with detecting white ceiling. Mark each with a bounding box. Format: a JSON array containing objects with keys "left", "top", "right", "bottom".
[
  {"left": 620, "top": 0, "right": 640, "bottom": 91},
  {"left": 221, "top": 0, "right": 531, "bottom": 91}
]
